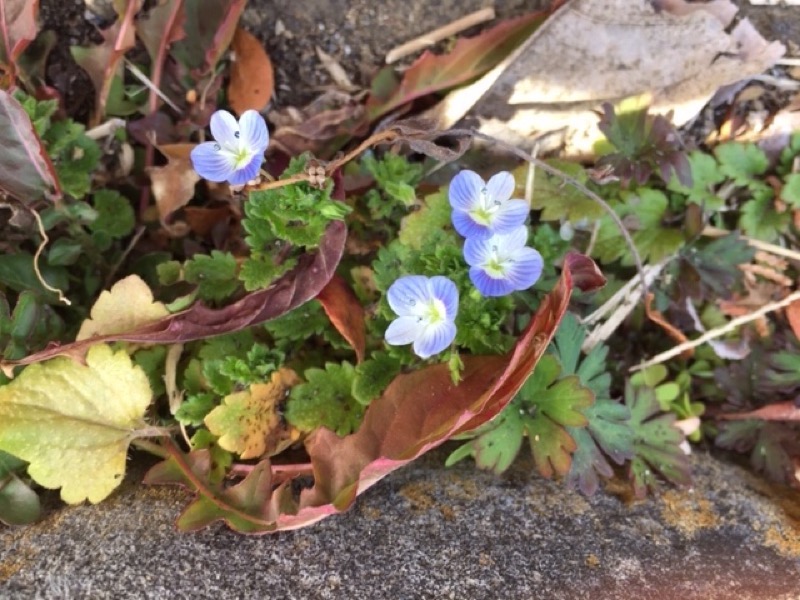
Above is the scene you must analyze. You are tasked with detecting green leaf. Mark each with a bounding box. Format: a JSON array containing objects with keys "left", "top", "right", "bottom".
[
  {"left": 90, "top": 189, "right": 135, "bottom": 238},
  {"left": 47, "top": 238, "right": 83, "bottom": 266},
  {"left": 625, "top": 381, "right": 691, "bottom": 498},
  {"left": 285, "top": 362, "right": 363, "bottom": 436},
  {"left": 715, "top": 142, "right": 768, "bottom": 186},
  {"left": 680, "top": 233, "right": 755, "bottom": 298},
  {"left": 176, "top": 393, "right": 217, "bottom": 427},
  {"left": 0, "top": 344, "right": 153, "bottom": 504},
  {"left": 184, "top": 250, "right": 240, "bottom": 302},
  {"left": 551, "top": 313, "right": 610, "bottom": 398},
  {"left": 398, "top": 190, "right": 452, "bottom": 249},
  {"left": 739, "top": 187, "right": 789, "bottom": 242},
  {"left": 352, "top": 352, "right": 402, "bottom": 405},
  {"left": 0, "top": 252, "right": 69, "bottom": 301},
  {"left": 781, "top": 173, "right": 800, "bottom": 208},
  {"left": 529, "top": 161, "right": 606, "bottom": 222},
  {"left": 0, "top": 449, "right": 41, "bottom": 526},
  {"left": 667, "top": 151, "right": 726, "bottom": 210},
  {"left": 238, "top": 256, "right": 294, "bottom": 292}
]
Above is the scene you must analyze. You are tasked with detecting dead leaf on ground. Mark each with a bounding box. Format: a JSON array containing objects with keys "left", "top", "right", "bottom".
[
  {"left": 427, "top": 0, "right": 785, "bottom": 156},
  {"left": 147, "top": 143, "right": 200, "bottom": 236},
  {"left": 228, "top": 27, "right": 274, "bottom": 114},
  {"left": 785, "top": 299, "right": 800, "bottom": 342},
  {"left": 269, "top": 91, "right": 368, "bottom": 158}
]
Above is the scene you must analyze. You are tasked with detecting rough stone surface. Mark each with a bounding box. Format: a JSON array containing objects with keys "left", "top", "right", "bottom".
[{"left": 2, "top": 448, "right": 800, "bottom": 599}]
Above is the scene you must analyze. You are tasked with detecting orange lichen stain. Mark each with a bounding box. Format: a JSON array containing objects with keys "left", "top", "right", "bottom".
[
  {"left": 660, "top": 490, "right": 720, "bottom": 536},
  {"left": 585, "top": 554, "right": 601, "bottom": 569},
  {"left": 439, "top": 505, "right": 457, "bottom": 521},
  {"left": 765, "top": 526, "right": 800, "bottom": 558},
  {"left": 360, "top": 505, "right": 382, "bottom": 520},
  {"left": 478, "top": 552, "right": 494, "bottom": 567},
  {"left": 398, "top": 481, "right": 436, "bottom": 512}
]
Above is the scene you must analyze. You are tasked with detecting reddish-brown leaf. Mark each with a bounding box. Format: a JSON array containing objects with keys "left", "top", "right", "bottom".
[
  {"left": 366, "top": 10, "right": 550, "bottom": 121},
  {"left": 0, "top": 89, "right": 61, "bottom": 203},
  {"left": 0, "top": 0, "right": 39, "bottom": 81},
  {"left": 227, "top": 27, "right": 274, "bottom": 114},
  {"left": 145, "top": 253, "right": 605, "bottom": 533},
  {"left": 717, "top": 401, "right": 800, "bottom": 422},
  {"left": 786, "top": 298, "right": 800, "bottom": 341},
  {"left": 0, "top": 221, "right": 347, "bottom": 375},
  {"left": 316, "top": 274, "right": 366, "bottom": 363}
]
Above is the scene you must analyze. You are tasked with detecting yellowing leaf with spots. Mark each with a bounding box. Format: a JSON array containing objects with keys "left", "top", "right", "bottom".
[
  {"left": 77, "top": 275, "right": 169, "bottom": 341},
  {"left": 204, "top": 368, "right": 301, "bottom": 459},
  {"left": 0, "top": 345, "right": 154, "bottom": 504}
]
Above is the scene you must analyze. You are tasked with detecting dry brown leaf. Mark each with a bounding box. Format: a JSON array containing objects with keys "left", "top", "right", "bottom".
[
  {"left": 428, "top": 0, "right": 785, "bottom": 155},
  {"left": 147, "top": 143, "right": 199, "bottom": 236},
  {"left": 228, "top": 27, "right": 274, "bottom": 114}
]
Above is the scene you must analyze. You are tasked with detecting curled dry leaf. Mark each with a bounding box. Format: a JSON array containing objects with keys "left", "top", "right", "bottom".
[
  {"left": 145, "top": 252, "right": 605, "bottom": 533},
  {"left": 228, "top": 27, "right": 274, "bottom": 114},
  {"left": 147, "top": 143, "right": 200, "bottom": 236}
]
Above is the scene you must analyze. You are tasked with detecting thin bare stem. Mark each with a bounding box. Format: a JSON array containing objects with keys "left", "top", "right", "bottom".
[{"left": 29, "top": 207, "right": 70, "bottom": 305}]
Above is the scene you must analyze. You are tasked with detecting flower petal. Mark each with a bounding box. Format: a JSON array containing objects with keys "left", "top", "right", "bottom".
[
  {"left": 428, "top": 276, "right": 459, "bottom": 320},
  {"left": 486, "top": 171, "right": 515, "bottom": 203},
  {"left": 495, "top": 226, "right": 529, "bottom": 253},
  {"left": 238, "top": 110, "right": 269, "bottom": 153},
  {"left": 385, "top": 316, "right": 423, "bottom": 346},
  {"left": 228, "top": 153, "right": 263, "bottom": 185},
  {"left": 190, "top": 142, "right": 236, "bottom": 182},
  {"left": 413, "top": 321, "right": 456, "bottom": 359},
  {"left": 448, "top": 170, "right": 485, "bottom": 211},
  {"left": 451, "top": 209, "right": 491, "bottom": 240},
  {"left": 387, "top": 275, "right": 432, "bottom": 317},
  {"left": 463, "top": 235, "right": 492, "bottom": 267},
  {"left": 504, "top": 247, "right": 544, "bottom": 291},
  {"left": 491, "top": 199, "right": 529, "bottom": 234},
  {"left": 469, "top": 267, "right": 515, "bottom": 297},
  {"left": 209, "top": 110, "right": 240, "bottom": 145}
]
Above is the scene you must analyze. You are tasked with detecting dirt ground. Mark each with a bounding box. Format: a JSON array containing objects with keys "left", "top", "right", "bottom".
[{"left": 36, "top": 0, "right": 800, "bottom": 118}]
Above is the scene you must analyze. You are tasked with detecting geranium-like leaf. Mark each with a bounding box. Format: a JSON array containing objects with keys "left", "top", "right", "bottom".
[
  {"left": 626, "top": 381, "right": 691, "bottom": 498},
  {"left": 1, "top": 220, "right": 346, "bottom": 374},
  {"left": 716, "top": 420, "right": 798, "bottom": 484},
  {"left": 679, "top": 233, "right": 755, "bottom": 300},
  {"left": 77, "top": 275, "right": 169, "bottom": 341},
  {"left": 146, "top": 253, "right": 604, "bottom": 533},
  {"left": 0, "top": 345, "right": 153, "bottom": 504},
  {"left": 316, "top": 274, "right": 366, "bottom": 363},
  {"left": 0, "top": 89, "right": 61, "bottom": 203},
  {"left": 527, "top": 161, "right": 606, "bottom": 223},
  {"left": 366, "top": 11, "right": 549, "bottom": 121},
  {"left": 204, "top": 368, "right": 301, "bottom": 459}
]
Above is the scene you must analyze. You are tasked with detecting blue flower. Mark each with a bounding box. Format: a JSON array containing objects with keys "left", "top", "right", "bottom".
[
  {"left": 190, "top": 110, "right": 269, "bottom": 185},
  {"left": 464, "top": 226, "right": 543, "bottom": 297},
  {"left": 449, "top": 170, "right": 529, "bottom": 239},
  {"left": 384, "top": 275, "right": 458, "bottom": 359}
]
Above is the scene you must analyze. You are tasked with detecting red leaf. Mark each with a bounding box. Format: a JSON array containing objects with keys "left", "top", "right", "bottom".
[
  {"left": 718, "top": 401, "right": 800, "bottom": 422},
  {"left": 366, "top": 10, "right": 550, "bottom": 121},
  {"left": 0, "top": 89, "right": 61, "bottom": 203},
  {"left": 786, "top": 298, "right": 800, "bottom": 342},
  {"left": 0, "top": 0, "right": 38, "bottom": 81},
  {"left": 71, "top": 0, "right": 143, "bottom": 125},
  {"left": 0, "top": 221, "right": 347, "bottom": 373},
  {"left": 146, "top": 253, "right": 605, "bottom": 533},
  {"left": 227, "top": 27, "right": 274, "bottom": 114},
  {"left": 316, "top": 274, "right": 366, "bottom": 363}
]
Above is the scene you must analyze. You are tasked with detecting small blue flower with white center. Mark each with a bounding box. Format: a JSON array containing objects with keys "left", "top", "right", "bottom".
[
  {"left": 190, "top": 109, "right": 269, "bottom": 185},
  {"left": 448, "top": 170, "right": 529, "bottom": 240},
  {"left": 384, "top": 275, "right": 458, "bottom": 359},
  {"left": 464, "top": 225, "right": 543, "bottom": 297}
]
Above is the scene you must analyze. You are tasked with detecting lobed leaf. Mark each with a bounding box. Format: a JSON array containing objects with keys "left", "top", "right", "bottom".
[{"left": 0, "top": 345, "right": 153, "bottom": 504}]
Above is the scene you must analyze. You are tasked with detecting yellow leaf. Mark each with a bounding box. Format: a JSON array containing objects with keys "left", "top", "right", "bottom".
[
  {"left": 204, "top": 368, "right": 301, "bottom": 459},
  {"left": 77, "top": 275, "right": 169, "bottom": 341},
  {"left": 0, "top": 345, "right": 153, "bottom": 504}
]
